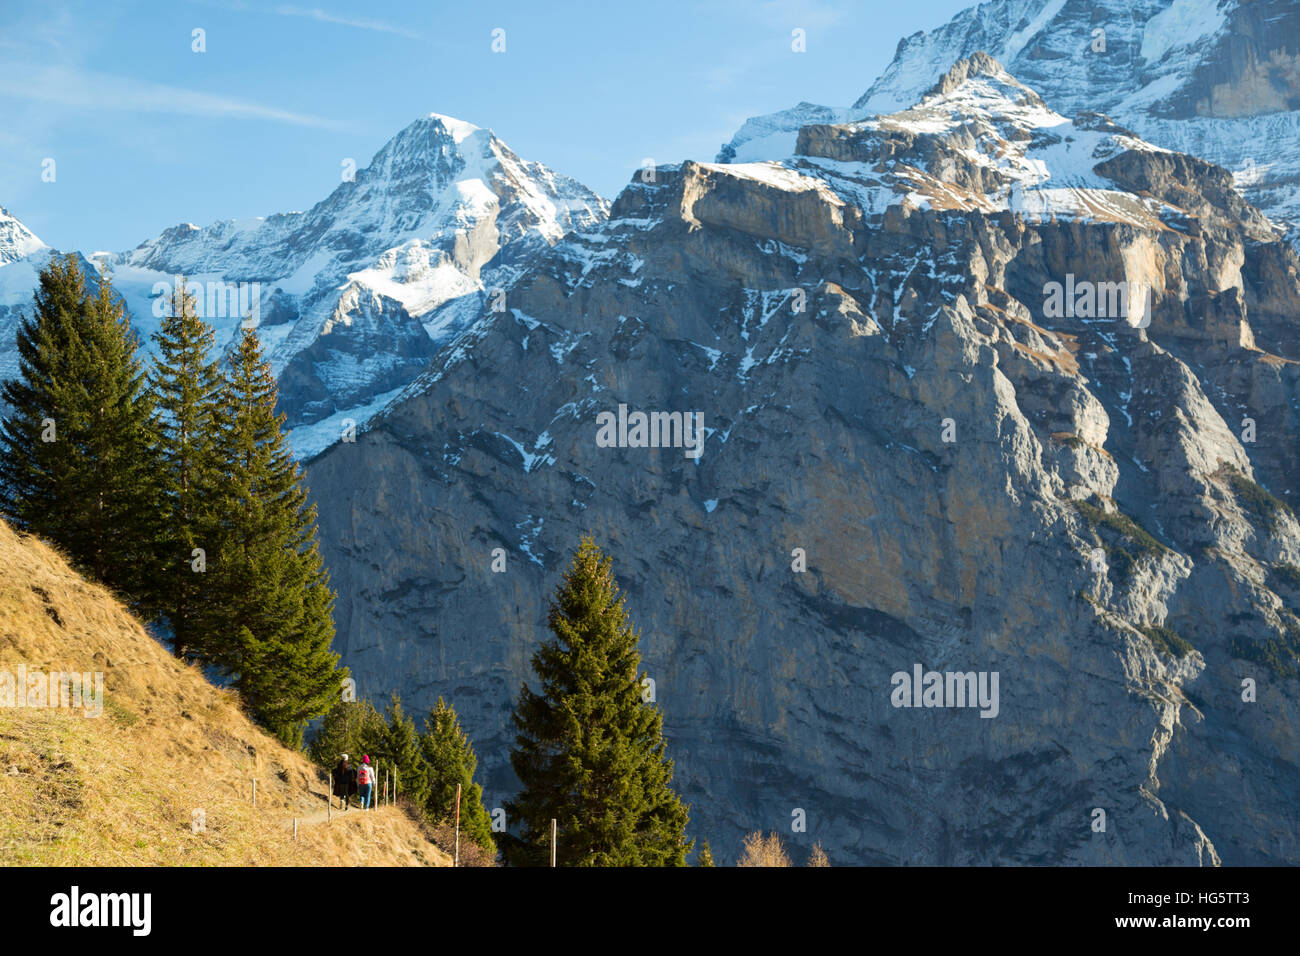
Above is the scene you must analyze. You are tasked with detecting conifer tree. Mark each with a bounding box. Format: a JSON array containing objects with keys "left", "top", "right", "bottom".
[
  {"left": 696, "top": 840, "right": 715, "bottom": 867},
  {"left": 149, "top": 278, "right": 222, "bottom": 660},
  {"left": 503, "top": 536, "right": 691, "bottom": 866},
  {"left": 207, "top": 327, "right": 342, "bottom": 747},
  {"left": 309, "top": 698, "right": 387, "bottom": 767},
  {"left": 420, "top": 697, "right": 496, "bottom": 853},
  {"left": 0, "top": 254, "right": 161, "bottom": 612},
  {"left": 0, "top": 254, "right": 83, "bottom": 529},
  {"left": 737, "top": 831, "right": 792, "bottom": 867},
  {"left": 379, "top": 694, "right": 430, "bottom": 809}
]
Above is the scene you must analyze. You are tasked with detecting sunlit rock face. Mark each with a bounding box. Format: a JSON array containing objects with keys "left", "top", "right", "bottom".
[{"left": 308, "top": 57, "right": 1300, "bottom": 865}]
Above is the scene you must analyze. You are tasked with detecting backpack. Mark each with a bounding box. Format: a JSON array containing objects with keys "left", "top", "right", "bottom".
[{"left": 358, "top": 764, "right": 372, "bottom": 785}]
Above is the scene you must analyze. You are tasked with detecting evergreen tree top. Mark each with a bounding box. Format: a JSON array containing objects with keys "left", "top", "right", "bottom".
[{"left": 504, "top": 535, "right": 691, "bottom": 866}]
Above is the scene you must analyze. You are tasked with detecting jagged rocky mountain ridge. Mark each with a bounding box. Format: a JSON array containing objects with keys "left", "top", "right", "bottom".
[
  {"left": 722, "top": 0, "right": 1300, "bottom": 246},
  {"left": 0, "top": 116, "right": 608, "bottom": 456},
  {"left": 305, "top": 54, "right": 1300, "bottom": 864}
]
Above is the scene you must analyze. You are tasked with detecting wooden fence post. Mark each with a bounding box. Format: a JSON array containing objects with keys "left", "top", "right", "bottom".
[
  {"left": 454, "top": 783, "right": 462, "bottom": 867},
  {"left": 550, "top": 818, "right": 557, "bottom": 868}
]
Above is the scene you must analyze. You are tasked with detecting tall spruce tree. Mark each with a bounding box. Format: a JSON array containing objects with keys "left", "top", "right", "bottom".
[
  {"left": 208, "top": 327, "right": 342, "bottom": 747},
  {"left": 0, "top": 255, "right": 161, "bottom": 612},
  {"left": 149, "top": 278, "right": 222, "bottom": 660},
  {"left": 0, "top": 254, "right": 83, "bottom": 528},
  {"left": 379, "top": 694, "right": 430, "bottom": 809},
  {"left": 420, "top": 697, "right": 496, "bottom": 853},
  {"left": 503, "top": 536, "right": 691, "bottom": 866}
]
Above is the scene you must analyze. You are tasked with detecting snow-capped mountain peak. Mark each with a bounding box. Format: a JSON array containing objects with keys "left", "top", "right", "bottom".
[
  {"left": 707, "top": 53, "right": 1221, "bottom": 234},
  {"left": 0, "top": 207, "right": 48, "bottom": 267},
  {"left": 422, "top": 111, "right": 481, "bottom": 143},
  {"left": 721, "top": 0, "right": 1300, "bottom": 244},
  {"left": 917, "top": 50, "right": 1039, "bottom": 104},
  {"left": 118, "top": 112, "right": 605, "bottom": 282},
  {"left": 1, "top": 113, "right": 608, "bottom": 458}
]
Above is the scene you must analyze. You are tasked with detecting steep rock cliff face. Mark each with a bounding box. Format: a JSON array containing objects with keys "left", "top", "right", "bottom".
[{"left": 306, "top": 58, "right": 1299, "bottom": 865}]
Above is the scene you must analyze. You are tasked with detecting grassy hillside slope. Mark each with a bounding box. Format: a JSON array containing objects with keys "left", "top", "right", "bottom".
[{"left": 0, "top": 519, "right": 449, "bottom": 866}]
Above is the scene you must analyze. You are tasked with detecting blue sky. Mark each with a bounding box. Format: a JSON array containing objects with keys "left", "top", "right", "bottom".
[{"left": 0, "top": 0, "right": 973, "bottom": 253}]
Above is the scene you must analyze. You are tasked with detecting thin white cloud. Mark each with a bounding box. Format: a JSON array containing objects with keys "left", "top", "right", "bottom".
[
  {"left": 271, "top": 5, "right": 421, "bottom": 39},
  {"left": 0, "top": 65, "right": 348, "bottom": 130}
]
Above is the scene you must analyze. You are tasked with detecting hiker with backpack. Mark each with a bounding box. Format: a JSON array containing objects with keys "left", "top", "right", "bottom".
[
  {"left": 332, "top": 754, "right": 357, "bottom": 810},
  {"left": 357, "top": 754, "right": 375, "bottom": 810}
]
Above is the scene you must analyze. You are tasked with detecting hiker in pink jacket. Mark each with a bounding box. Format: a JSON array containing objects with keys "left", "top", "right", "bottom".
[{"left": 357, "top": 754, "right": 375, "bottom": 810}]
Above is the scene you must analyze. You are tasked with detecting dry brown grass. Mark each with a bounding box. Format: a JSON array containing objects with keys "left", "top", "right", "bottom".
[
  {"left": 424, "top": 820, "right": 498, "bottom": 868},
  {"left": 1258, "top": 351, "right": 1299, "bottom": 368},
  {"left": 1010, "top": 339, "right": 1080, "bottom": 376},
  {"left": 0, "top": 520, "right": 449, "bottom": 866}
]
